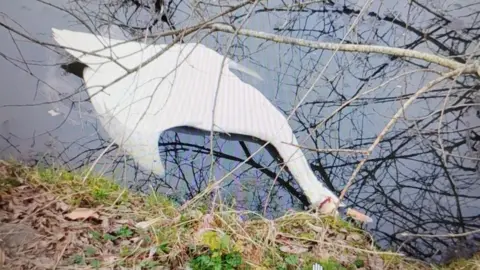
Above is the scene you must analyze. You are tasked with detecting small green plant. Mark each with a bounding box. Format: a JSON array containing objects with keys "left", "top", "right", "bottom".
[
  {"left": 190, "top": 251, "right": 242, "bottom": 270},
  {"left": 103, "top": 233, "right": 116, "bottom": 241},
  {"left": 319, "top": 258, "right": 347, "bottom": 270},
  {"left": 190, "top": 231, "right": 244, "bottom": 269},
  {"left": 89, "top": 259, "right": 101, "bottom": 269},
  {"left": 116, "top": 225, "right": 134, "bottom": 238},
  {"left": 38, "top": 168, "right": 56, "bottom": 183},
  {"left": 72, "top": 254, "right": 84, "bottom": 264},
  {"left": 139, "top": 259, "right": 160, "bottom": 269},
  {"left": 158, "top": 242, "right": 170, "bottom": 254},
  {"left": 142, "top": 234, "right": 152, "bottom": 244},
  {"left": 89, "top": 230, "right": 102, "bottom": 241},
  {"left": 92, "top": 188, "right": 109, "bottom": 200},
  {"left": 285, "top": 255, "right": 298, "bottom": 266},
  {"left": 285, "top": 255, "right": 298, "bottom": 265},
  {"left": 120, "top": 245, "right": 131, "bottom": 257},
  {"left": 84, "top": 246, "right": 97, "bottom": 257},
  {"left": 353, "top": 258, "right": 364, "bottom": 268}
]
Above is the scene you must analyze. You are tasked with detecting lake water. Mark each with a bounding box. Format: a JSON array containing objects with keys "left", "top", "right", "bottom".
[{"left": 1, "top": 0, "right": 480, "bottom": 264}]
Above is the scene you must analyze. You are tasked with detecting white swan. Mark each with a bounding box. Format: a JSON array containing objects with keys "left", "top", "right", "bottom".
[{"left": 51, "top": 28, "right": 367, "bottom": 218}]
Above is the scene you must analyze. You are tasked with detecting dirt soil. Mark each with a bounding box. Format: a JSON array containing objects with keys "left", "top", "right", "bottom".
[{"left": 0, "top": 162, "right": 151, "bottom": 270}]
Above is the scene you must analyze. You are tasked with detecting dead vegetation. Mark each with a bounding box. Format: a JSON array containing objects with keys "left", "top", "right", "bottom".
[{"left": 0, "top": 160, "right": 476, "bottom": 269}]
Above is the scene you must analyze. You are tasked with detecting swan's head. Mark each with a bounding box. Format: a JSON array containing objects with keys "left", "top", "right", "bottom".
[
  {"left": 61, "top": 61, "right": 88, "bottom": 79},
  {"left": 314, "top": 196, "right": 373, "bottom": 223}
]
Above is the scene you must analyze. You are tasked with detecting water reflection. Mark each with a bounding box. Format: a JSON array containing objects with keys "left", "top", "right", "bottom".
[{"left": 1, "top": 0, "right": 480, "bottom": 264}]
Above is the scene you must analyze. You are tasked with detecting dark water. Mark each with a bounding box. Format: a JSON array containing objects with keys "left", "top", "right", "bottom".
[{"left": 1, "top": 0, "right": 480, "bottom": 264}]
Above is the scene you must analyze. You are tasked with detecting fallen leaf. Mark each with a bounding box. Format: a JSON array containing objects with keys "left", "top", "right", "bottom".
[
  {"left": 37, "top": 240, "right": 49, "bottom": 249},
  {"left": 64, "top": 208, "right": 99, "bottom": 220},
  {"left": 101, "top": 217, "right": 110, "bottom": 230},
  {"left": 114, "top": 219, "right": 132, "bottom": 225},
  {"left": 148, "top": 246, "right": 157, "bottom": 258},
  {"left": 199, "top": 214, "right": 214, "bottom": 230},
  {"left": 53, "top": 232, "right": 66, "bottom": 241},
  {"left": 0, "top": 248, "right": 5, "bottom": 266},
  {"left": 55, "top": 201, "right": 70, "bottom": 212},
  {"left": 44, "top": 193, "right": 55, "bottom": 201},
  {"left": 130, "top": 237, "right": 141, "bottom": 244},
  {"left": 190, "top": 210, "right": 204, "bottom": 218},
  {"left": 368, "top": 254, "right": 385, "bottom": 270},
  {"left": 306, "top": 222, "right": 325, "bottom": 234},
  {"left": 279, "top": 245, "right": 309, "bottom": 254},
  {"left": 135, "top": 220, "right": 151, "bottom": 229},
  {"left": 336, "top": 233, "right": 346, "bottom": 240},
  {"left": 31, "top": 256, "right": 56, "bottom": 268},
  {"left": 337, "top": 254, "right": 353, "bottom": 264},
  {"left": 347, "top": 233, "right": 363, "bottom": 242}
]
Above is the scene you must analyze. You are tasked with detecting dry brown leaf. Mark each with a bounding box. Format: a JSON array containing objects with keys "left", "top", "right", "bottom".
[
  {"left": 306, "top": 222, "right": 324, "bottom": 234},
  {"left": 148, "top": 246, "right": 157, "bottom": 258},
  {"left": 347, "top": 232, "right": 363, "bottom": 242},
  {"left": 337, "top": 254, "right": 354, "bottom": 265},
  {"left": 199, "top": 213, "right": 214, "bottom": 230},
  {"left": 130, "top": 237, "right": 141, "bottom": 243},
  {"left": 103, "top": 255, "right": 119, "bottom": 264},
  {"left": 55, "top": 201, "right": 70, "bottom": 212},
  {"left": 0, "top": 223, "right": 39, "bottom": 250},
  {"left": 120, "top": 240, "right": 130, "bottom": 246},
  {"left": 0, "top": 248, "right": 5, "bottom": 266},
  {"left": 335, "top": 233, "right": 346, "bottom": 240},
  {"left": 31, "top": 256, "right": 56, "bottom": 269},
  {"left": 368, "top": 254, "right": 385, "bottom": 270},
  {"left": 64, "top": 208, "right": 99, "bottom": 220},
  {"left": 114, "top": 219, "right": 132, "bottom": 225},
  {"left": 37, "top": 240, "right": 49, "bottom": 249},
  {"left": 45, "top": 194, "right": 55, "bottom": 201},
  {"left": 53, "top": 232, "right": 66, "bottom": 241},
  {"left": 26, "top": 202, "right": 40, "bottom": 214},
  {"left": 279, "top": 245, "right": 309, "bottom": 254},
  {"left": 101, "top": 217, "right": 110, "bottom": 230}
]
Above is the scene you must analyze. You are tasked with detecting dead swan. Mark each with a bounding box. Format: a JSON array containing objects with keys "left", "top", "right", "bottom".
[{"left": 51, "top": 28, "right": 371, "bottom": 221}]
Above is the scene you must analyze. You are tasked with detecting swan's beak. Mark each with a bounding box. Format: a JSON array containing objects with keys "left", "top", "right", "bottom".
[
  {"left": 346, "top": 208, "right": 373, "bottom": 223},
  {"left": 314, "top": 197, "right": 373, "bottom": 224},
  {"left": 314, "top": 197, "right": 338, "bottom": 215}
]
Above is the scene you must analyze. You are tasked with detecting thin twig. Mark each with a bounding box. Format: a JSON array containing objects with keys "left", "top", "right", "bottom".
[
  {"left": 53, "top": 233, "right": 72, "bottom": 270},
  {"left": 335, "top": 67, "right": 468, "bottom": 207},
  {"left": 282, "top": 142, "right": 369, "bottom": 155},
  {"left": 400, "top": 229, "right": 480, "bottom": 238}
]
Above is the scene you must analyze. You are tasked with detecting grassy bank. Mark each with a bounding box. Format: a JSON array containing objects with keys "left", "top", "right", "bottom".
[{"left": 0, "top": 160, "right": 476, "bottom": 269}]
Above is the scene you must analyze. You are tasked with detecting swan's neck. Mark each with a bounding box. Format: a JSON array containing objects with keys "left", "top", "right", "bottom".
[{"left": 271, "top": 140, "right": 340, "bottom": 207}]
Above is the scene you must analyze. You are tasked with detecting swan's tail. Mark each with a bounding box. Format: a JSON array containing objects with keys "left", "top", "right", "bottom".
[{"left": 51, "top": 28, "right": 125, "bottom": 67}]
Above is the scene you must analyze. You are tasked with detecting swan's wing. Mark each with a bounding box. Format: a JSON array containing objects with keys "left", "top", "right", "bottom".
[
  {"left": 52, "top": 28, "right": 165, "bottom": 71},
  {"left": 95, "top": 101, "right": 166, "bottom": 176}
]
